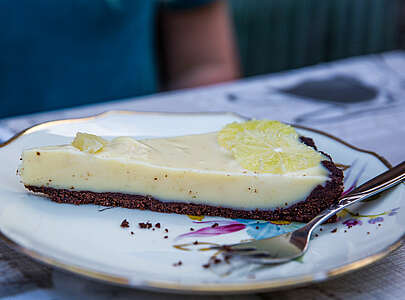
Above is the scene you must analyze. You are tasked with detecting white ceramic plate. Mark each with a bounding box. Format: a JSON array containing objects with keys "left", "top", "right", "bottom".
[{"left": 0, "top": 111, "right": 403, "bottom": 294}]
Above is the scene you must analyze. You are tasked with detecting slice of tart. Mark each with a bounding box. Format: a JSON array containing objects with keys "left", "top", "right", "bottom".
[{"left": 19, "top": 120, "right": 343, "bottom": 222}]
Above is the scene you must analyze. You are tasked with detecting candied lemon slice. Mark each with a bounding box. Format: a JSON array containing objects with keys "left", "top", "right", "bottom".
[
  {"left": 218, "top": 120, "right": 322, "bottom": 174},
  {"left": 72, "top": 132, "right": 108, "bottom": 153}
]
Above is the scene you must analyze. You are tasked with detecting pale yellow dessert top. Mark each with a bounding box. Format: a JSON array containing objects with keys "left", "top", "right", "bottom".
[{"left": 98, "top": 134, "right": 248, "bottom": 172}]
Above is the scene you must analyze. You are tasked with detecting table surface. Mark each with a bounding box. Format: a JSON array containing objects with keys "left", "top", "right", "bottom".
[{"left": 0, "top": 51, "right": 404, "bottom": 300}]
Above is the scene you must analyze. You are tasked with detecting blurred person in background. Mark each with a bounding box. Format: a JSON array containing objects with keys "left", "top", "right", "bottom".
[{"left": 0, "top": 0, "right": 239, "bottom": 118}]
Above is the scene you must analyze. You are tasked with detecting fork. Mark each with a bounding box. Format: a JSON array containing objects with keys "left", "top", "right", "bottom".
[{"left": 211, "top": 161, "right": 405, "bottom": 264}]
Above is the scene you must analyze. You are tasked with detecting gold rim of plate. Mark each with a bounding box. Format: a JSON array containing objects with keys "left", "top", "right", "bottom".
[{"left": 0, "top": 110, "right": 402, "bottom": 294}]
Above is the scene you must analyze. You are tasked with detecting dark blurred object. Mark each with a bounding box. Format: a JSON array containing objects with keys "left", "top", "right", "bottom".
[
  {"left": 0, "top": 0, "right": 158, "bottom": 119},
  {"left": 399, "top": 0, "right": 405, "bottom": 48},
  {"left": 230, "top": 0, "right": 402, "bottom": 77},
  {"left": 280, "top": 75, "right": 378, "bottom": 104}
]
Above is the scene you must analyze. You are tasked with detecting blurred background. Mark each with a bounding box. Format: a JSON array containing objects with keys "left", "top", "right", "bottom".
[
  {"left": 230, "top": 0, "right": 404, "bottom": 76},
  {"left": 0, "top": 0, "right": 404, "bottom": 118}
]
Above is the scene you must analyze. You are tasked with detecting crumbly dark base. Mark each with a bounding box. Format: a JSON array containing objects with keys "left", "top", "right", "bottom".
[
  {"left": 24, "top": 136, "right": 343, "bottom": 222},
  {"left": 24, "top": 137, "right": 343, "bottom": 222}
]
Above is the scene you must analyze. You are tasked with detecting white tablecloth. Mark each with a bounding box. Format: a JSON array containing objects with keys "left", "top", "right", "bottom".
[{"left": 0, "top": 51, "right": 404, "bottom": 300}]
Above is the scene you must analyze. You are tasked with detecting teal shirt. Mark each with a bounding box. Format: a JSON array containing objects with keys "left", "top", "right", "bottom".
[{"left": 0, "top": 0, "right": 211, "bottom": 118}]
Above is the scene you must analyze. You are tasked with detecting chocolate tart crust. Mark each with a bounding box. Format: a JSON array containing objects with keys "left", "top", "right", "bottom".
[{"left": 24, "top": 138, "right": 344, "bottom": 222}]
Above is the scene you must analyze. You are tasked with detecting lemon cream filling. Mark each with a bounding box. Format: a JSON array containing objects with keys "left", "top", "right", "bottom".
[{"left": 20, "top": 129, "right": 330, "bottom": 210}]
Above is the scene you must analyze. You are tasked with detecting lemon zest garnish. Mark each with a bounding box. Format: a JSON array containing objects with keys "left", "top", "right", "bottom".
[
  {"left": 72, "top": 132, "right": 108, "bottom": 153},
  {"left": 218, "top": 120, "right": 322, "bottom": 174}
]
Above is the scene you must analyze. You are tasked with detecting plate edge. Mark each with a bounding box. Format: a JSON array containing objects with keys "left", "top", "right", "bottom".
[{"left": 0, "top": 110, "right": 402, "bottom": 294}]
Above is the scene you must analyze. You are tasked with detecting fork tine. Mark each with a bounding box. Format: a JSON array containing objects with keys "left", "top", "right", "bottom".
[
  {"left": 210, "top": 243, "right": 257, "bottom": 253},
  {"left": 244, "top": 256, "right": 295, "bottom": 264},
  {"left": 231, "top": 250, "right": 269, "bottom": 256}
]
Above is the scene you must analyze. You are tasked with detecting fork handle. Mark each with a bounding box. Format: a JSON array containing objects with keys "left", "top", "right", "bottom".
[{"left": 304, "top": 161, "right": 405, "bottom": 234}]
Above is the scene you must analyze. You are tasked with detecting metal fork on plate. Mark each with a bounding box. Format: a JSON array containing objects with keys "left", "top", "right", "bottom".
[{"left": 211, "top": 161, "right": 405, "bottom": 264}]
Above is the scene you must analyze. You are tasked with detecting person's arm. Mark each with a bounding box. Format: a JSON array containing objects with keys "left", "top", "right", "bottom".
[{"left": 160, "top": 1, "right": 240, "bottom": 90}]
